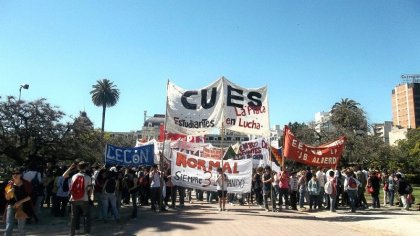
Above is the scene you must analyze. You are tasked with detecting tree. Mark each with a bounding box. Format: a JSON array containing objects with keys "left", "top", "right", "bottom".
[
  {"left": 0, "top": 96, "right": 67, "bottom": 164},
  {"left": 397, "top": 128, "right": 420, "bottom": 173},
  {"left": 330, "top": 98, "right": 367, "bottom": 132},
  {"left": 90, "top": 79, "right": 120, "bottom": 134}
]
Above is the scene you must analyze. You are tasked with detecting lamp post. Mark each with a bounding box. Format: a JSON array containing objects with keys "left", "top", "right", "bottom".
[{"left": 18, "top": 84, "right": 29, "bottom": 102}]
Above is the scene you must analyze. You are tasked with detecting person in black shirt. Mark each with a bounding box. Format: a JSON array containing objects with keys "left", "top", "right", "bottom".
[{"left": 4, "top": 168, "right": 32, "bottom": 236}]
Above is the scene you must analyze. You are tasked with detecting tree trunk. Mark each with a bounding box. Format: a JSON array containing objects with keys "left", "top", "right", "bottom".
[{"left": 101, "top": 103, "right": 106, "bottom": 135}]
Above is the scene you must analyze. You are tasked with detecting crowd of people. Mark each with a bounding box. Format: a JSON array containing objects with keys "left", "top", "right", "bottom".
[{"left": 0, "top": 160, "right": 416, "bottom": 236}]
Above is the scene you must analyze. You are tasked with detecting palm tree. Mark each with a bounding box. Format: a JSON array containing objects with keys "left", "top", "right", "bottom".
[
  {"left": 330, "top": 98, "right": 366, "bottom": 131},
  {"left": 331, "top": 98, "right": 360, "bottom": 113},
  {"left": 90, "top": 79, "right": 120, "bottom": 134}
]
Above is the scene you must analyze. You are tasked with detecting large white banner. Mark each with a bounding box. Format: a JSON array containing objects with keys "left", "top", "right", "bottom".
[
  {"left": 166, "top": 77, "right": 269, "bottom": 136},
  {"left": 171, "top": 151, "right": 252, "bottom": 194},
  {"left": 166, "top": 79, "right": 224, "bottom": 135}
]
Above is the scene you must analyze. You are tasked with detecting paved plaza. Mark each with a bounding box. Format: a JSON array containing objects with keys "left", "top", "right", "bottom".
[{"left": 3, "top": 202, "right": 418, "bottom": 236}]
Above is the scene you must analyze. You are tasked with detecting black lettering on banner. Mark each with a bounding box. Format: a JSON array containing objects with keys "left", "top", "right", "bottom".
[
  {"left": 247, "top": 91, "right": 262, "bottom": 107},
  {"left": 201, "top": 87, "right": 217, "bottom": 109},
  {"left": 181, "top": 91, "right": 198, "bottom": 110},
  {"left": 227, "top": 85, "right": 244, "bottom": 108}
]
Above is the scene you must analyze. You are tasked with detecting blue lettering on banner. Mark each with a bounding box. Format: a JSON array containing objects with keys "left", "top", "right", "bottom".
[{"left": 105, "top": 144, "right": 155, "bottom": 166}]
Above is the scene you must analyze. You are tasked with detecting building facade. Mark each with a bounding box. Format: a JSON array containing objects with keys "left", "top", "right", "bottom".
[{"left": 392, "top": 76, "right": 420, "bottom": 129}]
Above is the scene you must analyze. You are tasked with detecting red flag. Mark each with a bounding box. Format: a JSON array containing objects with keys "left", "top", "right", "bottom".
[{"left": 283, "top": 126, "right": 346, "bottom": 168}]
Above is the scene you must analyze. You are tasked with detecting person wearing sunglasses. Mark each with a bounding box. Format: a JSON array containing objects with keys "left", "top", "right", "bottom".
[{"left": 3, "top": 168, "right": 32, "bottom": 236}]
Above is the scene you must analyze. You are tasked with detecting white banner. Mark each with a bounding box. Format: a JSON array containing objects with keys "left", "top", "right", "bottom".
[
  {"left": 222, "top": 78, "right": 269, "bottom": 136},
  {"left": 171, "top": 151, "right": 252, "bottom": 194},
  {"left": 166, "top": 77, "right": 269, "bottom": 136},
  {"left": 166, "top": 79, "right": 224, "bottom": 135}
]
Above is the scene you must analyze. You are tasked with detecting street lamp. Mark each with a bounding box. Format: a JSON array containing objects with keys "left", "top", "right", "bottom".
[{"left": 18, "top": 84, "right": 29, "bottom": 101}]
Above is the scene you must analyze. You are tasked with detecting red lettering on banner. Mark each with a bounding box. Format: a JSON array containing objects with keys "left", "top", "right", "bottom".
[
  {"left": 177, "top": 153, "right": 240, "bottom": 174},
  {"left": 234, "top": 106, "right": 266, "bottom": 116},
  {"left": 238, "top": 118, "right": 261, "bottom": 129}
]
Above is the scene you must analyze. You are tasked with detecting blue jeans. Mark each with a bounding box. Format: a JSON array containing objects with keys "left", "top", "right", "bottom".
[
  {"left": 4, "top": 205, "right": 26, "bottom": 236},
  {"left": 388, "top": 190, "right": 395, "bottom": 206},
  {"left": 299, "top": 188, "right": 306, "bottom": 208},
  {"left": 102, "top": 192, "right": 120, "bottom": 220},
  {"left": 347, "top": 190, "right": 357, "bottom": 212},
  {"left": 329, "top": 194, "right": 337, "bottom": 212}
]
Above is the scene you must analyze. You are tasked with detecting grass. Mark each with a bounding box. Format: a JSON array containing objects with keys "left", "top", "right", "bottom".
[{"left": 365, "top": 187, "right": 420, "bottom": 207}]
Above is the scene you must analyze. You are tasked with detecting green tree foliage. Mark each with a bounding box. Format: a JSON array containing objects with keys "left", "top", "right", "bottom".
[
  {"left": 0, "top": 97, "right": 105, "bottom": 165},
  {"left": 331, "top": 98, "right": 367, "bottom": 132},
  {"left": 90, "top": 79, "right": 120, "bottom": 134},
  {"left": 397, "top": 128, "right": 420, "bottom": 173},
  {"left": 0, "top": 96, "right": 67, "bottom": 164},
  {"left": 59, "top": 111, "right": 104, "bottom": 164},
  {"left": 104, "top": 133, "right": 137, "bottom": 148}
]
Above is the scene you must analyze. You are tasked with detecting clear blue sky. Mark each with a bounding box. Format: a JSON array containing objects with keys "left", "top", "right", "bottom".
[{"left": 1, "top": 1, "right": 419, "bottom": 132}]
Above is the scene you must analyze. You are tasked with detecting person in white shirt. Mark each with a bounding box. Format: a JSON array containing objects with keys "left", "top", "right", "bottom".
[{"left": 216, "top": 167, "right": 228, "bottom": 211}]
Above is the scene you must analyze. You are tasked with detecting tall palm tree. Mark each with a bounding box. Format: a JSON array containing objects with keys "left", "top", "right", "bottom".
[
  {"left": 330, "top": 98, "right": 366, "bottom": 131},
  {"left": 331, "top": 98, "right": 360, "bottom": 113},
  {"left": 90, "top": 79, "right": 120, "bottom": 134}
]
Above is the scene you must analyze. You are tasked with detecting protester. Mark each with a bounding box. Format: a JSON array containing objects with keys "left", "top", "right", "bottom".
[
  {"left": 388, "top": 172, "right": 396, "bottom": 206},
  {"left": 355, "top": 166, "right": 368, "bottom": 209},
  {"left": 396, "top": 174, "right": 411, "bottom": 210},
  {"left": 52, "top": 167, "right": 69, "bottom": 217},
  {"left": 307, "top": 173, "right": 320, "bottom": 211},
  {"left": 367, "top": 170, "right": 381, "bottom": 208},
  {"left": 149, "top": 164, "right": 163, "bottom": 212},
  {"left": 288, "top": 171, "right": 299, "bottom": 210},
  {"left": 216, "top": 167, "right": 229, "bottom": 211},
  {"left": 253, "top": 167, "right": 263, "bottom": 207},
  {"left": 298, "top": 169, "right": 307, "bottom": 209},
  {"left": 344, "top": 170, "right": 360, "bottom": 213},
  {"left": 262, "top": 166, "right": 273, "bottom": 212},
  {"left": 3, "top": 167, "right": 32, "bottom": 236},
  {"left": 278, "top": 169, "right": 290, "bottom": 211},
  {"left": 326, "top": 170, "right": 337, "bottom": 212},
  {"left": 101, "top": 167, "right": 120, "bottom": 223},
  {"left": 64, "top": 161, "right": 92, "bottom": 236},
  {"left": 315, "top": 167, "right": 326, "bottom": 209}
]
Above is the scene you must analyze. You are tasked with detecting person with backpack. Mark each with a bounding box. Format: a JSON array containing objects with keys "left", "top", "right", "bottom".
[
  {"left": 396, "top": 174, "right": 411, "bottom": 210},
  {"left": 355, "top": 166, "right": 368, "bottom": 209},
  {"left": 325, "top": 170, "right": 337, "bottom": 212},
  {"left": 52, "top": 167, "right": 69, "bottom": 217},
  {"left": 344, "top": 170, "right": 361, "bottom": 213},
  {"left": 101, "top": 168, "right": 120, "bottom": 223},
  {"left": 22, "top": 163, "right": 42, "bottom": 223},
  {"left": 63, "top": 161, "right": 92, "bottom": 236}
]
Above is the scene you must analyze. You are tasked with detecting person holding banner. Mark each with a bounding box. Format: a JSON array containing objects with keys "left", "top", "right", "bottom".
[{"left": 216, "top": 168, "right": 228, "bottom": 212}]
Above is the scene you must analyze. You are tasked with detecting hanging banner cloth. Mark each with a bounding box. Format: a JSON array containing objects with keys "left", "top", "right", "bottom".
[
  {"left": 283, "top": 126, "right": 346, "bottom": 168},
  {"left": 166, "top": 77, "right": 269, "bottom": 136},
  {"left": 171, "top": 151, "right": 252, "bottom": 194}
]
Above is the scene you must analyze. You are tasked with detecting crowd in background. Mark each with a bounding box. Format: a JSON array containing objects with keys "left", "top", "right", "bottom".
[{"left": 0, "top": 160, "right": 416, "bottom": 236}]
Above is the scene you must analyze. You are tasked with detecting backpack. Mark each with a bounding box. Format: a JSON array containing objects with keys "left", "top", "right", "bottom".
[
  {"left": 104, "top": 178, "right": 116, "bottom": 194},
  {"left": 324, "top": 180, "right": 333, "bottom": 194},
  {"left": 31, "top": 172, "right": 44, "bottom": 196},
  {"left": 62, "top": 177, "right": 69, "bottom": 192},
  {"left": 348, "top": 177, "right": 357, "bottom": 189},
  {"left": 70, "top": 175, "right": 85, "bottom": 200}
]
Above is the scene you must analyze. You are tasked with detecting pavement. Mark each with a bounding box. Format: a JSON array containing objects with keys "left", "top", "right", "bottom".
[{"left": 2, "top": 202, "right": 419, "bottom": 236}]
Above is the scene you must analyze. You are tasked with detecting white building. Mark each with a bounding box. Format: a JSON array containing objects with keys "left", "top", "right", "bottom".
[{"left": 314, "top": 111, "right": 335, "bottom": 133}]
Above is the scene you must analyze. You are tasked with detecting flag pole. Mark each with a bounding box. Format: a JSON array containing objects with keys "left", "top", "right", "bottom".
[{"left": 159, "top": 79, "right": 171, "bottom": 212}]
